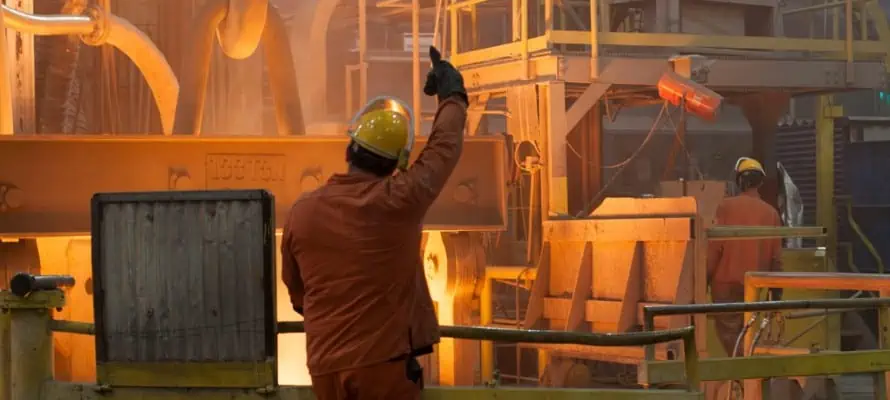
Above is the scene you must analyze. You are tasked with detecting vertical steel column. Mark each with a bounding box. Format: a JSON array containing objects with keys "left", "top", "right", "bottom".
[
  {"left": 816, "top": 95, "right": 842, "bottom": 265},
  {"left": 543, "top": 0, "right": 552, "bottom": 35},
  {"left": 358, "top": 0, "right": 368, "bottom": 107},
  {"left": 878, "top": 288, "right": 890, "bottom": 400},
  {"left": 589, "top": 0, "right": 599, "bottom": 78},
  {"left": 470, "top": 5, "right": 478, "bottom": 48},
  {"left": 3, "top": 291, "right": 62, "bottom": 400},
  {"left": 742, "top": 285, "right": 763, "bottom": 400},
  {"left": 0, "top": 11, "right": 14, "bottom": 135},
  {"left": 0, "top": 311, "right": 9, "bottom": 400},
  {"left": 845, "top": 0, "right": 854, "bottom": 84},
  {"left": 480, "top": 276, "right": 493, "bottom": 383},
  {"left": 512, "top": 0, "right": 520, "bottom": 41},
  {"left": 9, "top": 309, "right": 50, "bottom": 400},
  {"left": 449, "top": 0, "right": 458, "bottom": 56},
  {"left": 412, "top": 0, "right": 421, "bottom": 139},
  {"left": 520, "top": 0, "right": 528, "bottom": 79},
  {"left": 262, "top": 5, "right": 306, "bottom": 135},
  {"left": 544, "top": 82, "right": 568, "bottom": 216}
]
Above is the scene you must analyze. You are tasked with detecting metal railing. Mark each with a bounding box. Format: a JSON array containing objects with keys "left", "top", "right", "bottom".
[
  {"left": 642, "top": 297, "right": 890, "bottom": 361},
  {"left": 47, "top": 297, "right": 702, "bottom": 391},
  {"left": 637, "top": 288, "right": 890, "bottom": 399}
]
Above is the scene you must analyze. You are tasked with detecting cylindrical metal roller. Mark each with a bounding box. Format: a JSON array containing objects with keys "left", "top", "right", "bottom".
[{"left": 9, "top": 273, "right": 75, "bottom": 297}]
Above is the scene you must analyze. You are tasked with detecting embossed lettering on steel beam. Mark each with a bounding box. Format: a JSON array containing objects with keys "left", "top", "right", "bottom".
[{"left": 0, "top": 136, "right": 507, "bottom": 236}]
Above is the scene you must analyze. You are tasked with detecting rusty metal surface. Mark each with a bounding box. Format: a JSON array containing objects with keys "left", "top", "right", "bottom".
[
  {"left": 0, "top": 136, "right": 508, "bottom": 236},
  {"left": 91, "top": 190, "right": 275, "bottom": 364}
]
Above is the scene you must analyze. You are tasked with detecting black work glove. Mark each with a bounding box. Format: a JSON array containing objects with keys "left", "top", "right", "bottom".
[{"left": 423, "top": 46, "right": 468, "bottom": 105}]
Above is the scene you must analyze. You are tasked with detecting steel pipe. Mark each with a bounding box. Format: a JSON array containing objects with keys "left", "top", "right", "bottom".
[
  {"left": 642, "top": 297, "right": 890, "bottom": 362},
  {"left": 280, "top": 320, "right": 700, "bottom": 389},
  {"left": 1, "top": 6, "right": 93, "bottom": 35},
  {"left": 0, "top": 5, "right": 179, "bottom": 134},
  {"left": 172, "top": 1, "right": 226, "bottom": 135},
  {"left": 174, "top": 1, "right": 304, "bottom": 135},
  {"left": 278, "top": 320, "right": 694, "bottom": 346},
  {"left": 643, "top": 297, "right": 890, "bottom": 319},
  {"left": 262, "top": 5, "right": 304, "bottom": 135},
  {"left": 103, "top": 13, "right": 179, "bottom": 135},
  {"left": 48, "top": 320, "right": 94, "bottom": 335},
  {"left": 706, "top": 225, "right": 826, "bottom": 240},
  {"left": 218, "top": 0, "right": 268, "bottom": 59},
  {"left": 9, "top": 273, "right": 75, "bottom": 297}
]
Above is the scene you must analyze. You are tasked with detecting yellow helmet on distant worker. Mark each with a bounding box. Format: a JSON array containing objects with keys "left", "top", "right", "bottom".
[
  {"left": 347, "top": 96, "right": 415, "bottom": 171},
  {"left": 734, "top": 157, "right": 765, "bottom": 175}
]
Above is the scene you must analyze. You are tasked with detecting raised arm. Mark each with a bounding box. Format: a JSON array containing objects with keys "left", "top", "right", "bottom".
[
  {"left": 385, "top": 97, "right": 467, "bottom": 212},
  {"left": 383, "top": 46, "right": 469, "bottom": 214}
]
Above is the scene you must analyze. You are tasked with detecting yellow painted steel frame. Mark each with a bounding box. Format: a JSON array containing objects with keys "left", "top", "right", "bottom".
[
  {"left": 447, "top": 0, "right": 890, "bottom": 69},
  {"left": 4, "top": 289, "right": 704, "bottom": 399},
  {"left": 479, "top": 266, "right": 540, "bottom": 383},
  {"left": 41, "top": 381, "right": 705, "bottom": 400},
  {"left": 816, "top": 96, "right": 844, "bottom": 265},
  {"left": 743, "top": 272, "right": 890, "bottom": 400}
]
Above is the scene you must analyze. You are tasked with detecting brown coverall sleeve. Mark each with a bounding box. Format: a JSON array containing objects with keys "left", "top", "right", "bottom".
[
  {"left": 384, "top": 96, "right": 468, "bottom": 214},
  {"left": 281, "top": 225, "right": 305, "bottom": 313},
  {"left": 707, "top": 203, "right": 725, "bottom": 284}
]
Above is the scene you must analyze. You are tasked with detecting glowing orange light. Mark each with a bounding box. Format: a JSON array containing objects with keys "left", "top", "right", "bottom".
[{"left": 657, "top": 70, "right": 723, "bottom": 121}]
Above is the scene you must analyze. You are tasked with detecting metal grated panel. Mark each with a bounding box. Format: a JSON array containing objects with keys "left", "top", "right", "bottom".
[
  {"left": 91, "top": 190, "right": 276, "bottom": 364},
  {"left": 775, "top": 125, "right": 846, "bottom": 229}
]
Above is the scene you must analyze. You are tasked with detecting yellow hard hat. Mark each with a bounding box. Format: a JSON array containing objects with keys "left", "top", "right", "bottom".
[
  {"left": 734, "top": 157, "right": 765, "bottom": 175},
  {"left": 347, "top": 96, "right": 415, "bottom": 170}
]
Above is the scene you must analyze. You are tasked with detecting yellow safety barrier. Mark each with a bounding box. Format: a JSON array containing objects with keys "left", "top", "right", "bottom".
[{"left": 2, "top": 285, "right": 704, "bottom": 400}]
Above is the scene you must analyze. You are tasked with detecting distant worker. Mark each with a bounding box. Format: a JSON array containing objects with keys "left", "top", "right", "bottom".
[
  {"left": 707, "top": 157, "right": 783, "bottom": 357},
  {"left": 281, "top": 46, "right": 467, "bottom": 400}
]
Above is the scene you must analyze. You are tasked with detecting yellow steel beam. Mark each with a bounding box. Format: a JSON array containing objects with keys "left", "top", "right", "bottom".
[
  {"left": 486, "top": 265, "right": 538, "bottom": 280},
  {"left": 551, "top": 30, "right": 889, "bottom": 54},
  {"left": 451, "top": 31, "right": 888, "bottom": 68},
  {"left": 639, "top": 349, "right": 890, "bottom": 385},
  {"left": 816, "top": 96, "right": 843, "bottom": 263},
  {"left": 745, "top": 271, "right": 890, "bottom": 292},
  {"left": 451, "top": 36, "right": 549, "bottom": 66},
  {"left": 42, "top": 382, "right": 705, "bottom": 399},
  {"left": 543, "top": 218, "right": 692, "bottom": 243},
  {"left": 97, "top": 361, "right": 275, "bottom": 388}
]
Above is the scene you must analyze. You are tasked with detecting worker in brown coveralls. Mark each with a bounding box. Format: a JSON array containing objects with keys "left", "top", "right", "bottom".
[
  {"left": 707, "top": 157, "right": 783, "bottom": 357},
  {"left": 280, "top": 46, "right": 467, "bottom": 399}
]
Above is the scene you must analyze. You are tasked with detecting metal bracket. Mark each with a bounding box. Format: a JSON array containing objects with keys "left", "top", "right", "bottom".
[{"left": 0, "top": 290, "right": 65, "bottom": 310}]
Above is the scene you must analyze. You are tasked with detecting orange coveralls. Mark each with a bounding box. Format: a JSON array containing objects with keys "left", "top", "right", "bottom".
[
  {"left": 707, "top": 190, "right": 783, "bottom": 357},
  {"left": 281, "top": 96, "right": 468, "bottom": 400}
]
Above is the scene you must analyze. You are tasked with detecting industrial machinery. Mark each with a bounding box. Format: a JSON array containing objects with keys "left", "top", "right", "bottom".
[{"left": 2, "top": 0, "right": 890, "bottom": 399}]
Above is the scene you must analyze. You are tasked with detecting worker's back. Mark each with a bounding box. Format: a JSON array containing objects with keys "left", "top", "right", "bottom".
[
  {"left": 285, "top": 173, "right": 438, "bottom": 376},
  {"left": 282, "top": 96, "right": 467, "bottom": 379},
  {"left": 709, "top": 191, "right": 783, "bottom": 289}
]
